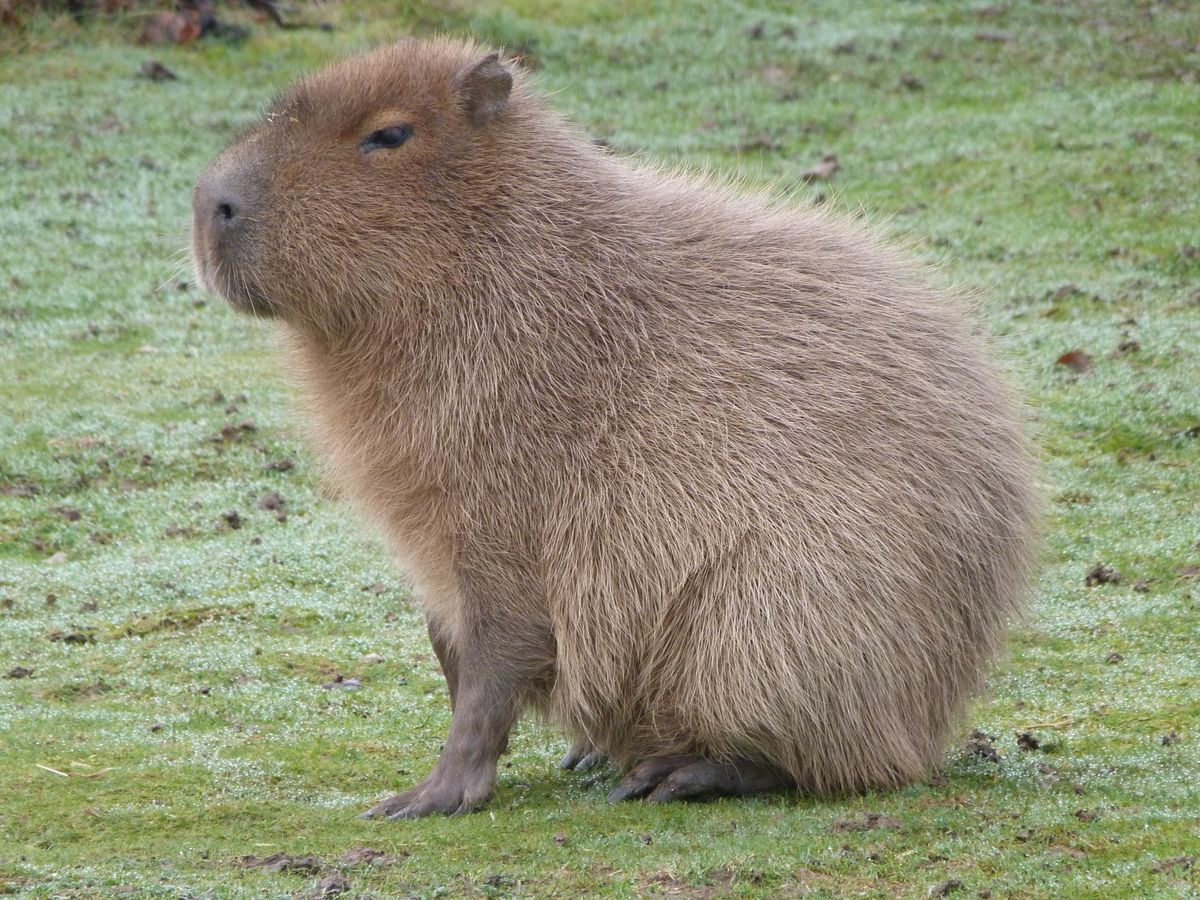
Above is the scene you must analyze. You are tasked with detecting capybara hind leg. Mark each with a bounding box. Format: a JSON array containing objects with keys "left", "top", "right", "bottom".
[
  {"left": 607, "top": 756, "right": 700, "bottom": 802},
  {"left": 560, "top": 737, "right": 606, "bottom": 772},
  {"left": 644, "top": 759, "right": 787, "bottom": 804}
]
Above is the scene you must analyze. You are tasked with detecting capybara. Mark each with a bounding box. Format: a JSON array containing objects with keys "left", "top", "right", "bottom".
[{"left": 191, "top": 38, "right": 1038, "bottom": 818}]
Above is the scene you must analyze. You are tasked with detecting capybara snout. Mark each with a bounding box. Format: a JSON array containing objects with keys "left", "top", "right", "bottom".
[
  {"left": 191, "top": 151, "right": 273, "bottom": 316},
  {"left": 194, "top": 37, "right": 1038, "bottom": 818}
]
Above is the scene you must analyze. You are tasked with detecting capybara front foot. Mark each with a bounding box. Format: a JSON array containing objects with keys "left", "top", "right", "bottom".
[
  {"left": 559, "top": 737, "right": 607, "bottom": 772},
  {"left": 608, "top": 756, "right": 787, "bottom": 804},
  {"left": 360, "top": 766, "right": 494, "bottom": 820}
]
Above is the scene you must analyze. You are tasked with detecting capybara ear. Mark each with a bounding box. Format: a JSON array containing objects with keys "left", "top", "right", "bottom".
[{"left": 454, "top": 53, "right": 513, "bottom": 127}]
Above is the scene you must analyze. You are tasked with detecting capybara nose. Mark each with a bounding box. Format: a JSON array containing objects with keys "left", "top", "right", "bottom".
[
  {"left": 194, "top": 167, "right": 249, "bottom": 240},
  {"left": 214, "top": 198, "right": 238, "bottom": 229}
]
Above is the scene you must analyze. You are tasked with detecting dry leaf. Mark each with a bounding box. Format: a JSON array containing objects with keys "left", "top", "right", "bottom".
[
  {"left": 801, "top": 155, "right": 840, "bottom": 182},
  {"left": 1056, "top": 350, "right": 1092, "bottom": 373}
]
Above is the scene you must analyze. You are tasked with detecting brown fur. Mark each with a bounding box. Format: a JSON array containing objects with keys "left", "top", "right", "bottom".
[{"left": 192, "top": 38, "right": 1038, "bottom": 811}]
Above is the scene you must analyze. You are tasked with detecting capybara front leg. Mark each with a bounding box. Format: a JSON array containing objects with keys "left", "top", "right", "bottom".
[
  {"left": 426, "top": 616, "right": 458, "bottom": 710},
  {"left": 360, "top": 652, "right": 520, "bottom": 819}
]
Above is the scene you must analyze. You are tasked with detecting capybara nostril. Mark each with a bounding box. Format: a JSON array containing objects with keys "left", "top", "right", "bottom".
[{"left": 193, "top": 167, "right": 248, "bottom": 241}]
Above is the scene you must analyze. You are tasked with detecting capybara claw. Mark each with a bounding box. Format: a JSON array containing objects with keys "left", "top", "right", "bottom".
[{"left": 561, "top": 738, "right": 607, "bottom": 771}]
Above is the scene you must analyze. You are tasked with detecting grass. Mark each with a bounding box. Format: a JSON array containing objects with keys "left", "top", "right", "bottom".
[{"left": 1, "top": 0, "right": 1198, "bottom": 896}]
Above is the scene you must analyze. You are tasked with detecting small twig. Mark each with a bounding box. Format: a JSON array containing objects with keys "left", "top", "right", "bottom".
[
  {"left": 1020, "top": 717, "right": 1076, "bottom": 730},
  {"left": 35, "top": 763, "right": 115, "bottom": 778}
]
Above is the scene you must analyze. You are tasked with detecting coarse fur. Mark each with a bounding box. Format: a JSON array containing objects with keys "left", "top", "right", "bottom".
[{"left": 192, "top": 37, "right": 1038, "bottom": 806}]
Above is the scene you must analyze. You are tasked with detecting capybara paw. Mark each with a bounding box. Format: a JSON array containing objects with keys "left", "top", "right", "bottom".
[
  {"left": 559, "top": 738, "right": 607, "bottom": 772},
  {"left": 610, "top": 757, "right": 788, "bottom": 804},
  {"left": 359, "top": 772, "right": 492, "bottom": 820},
  {"left": 607, "top": 756, "right": 699, "bottom": 802}
]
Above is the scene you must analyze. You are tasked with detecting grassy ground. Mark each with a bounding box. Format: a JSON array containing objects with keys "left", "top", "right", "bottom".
[{"left": 1, "top": 0, "right": 1198, "bottom": 896}]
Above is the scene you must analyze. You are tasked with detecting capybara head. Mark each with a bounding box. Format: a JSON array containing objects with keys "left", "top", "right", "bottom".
[{"left": 191, "top": 40, "right": 519, "bottom": 326}]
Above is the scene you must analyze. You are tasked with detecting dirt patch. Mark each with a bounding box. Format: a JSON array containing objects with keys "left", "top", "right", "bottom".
[
  {"left": 339, "top": 847, "right": 401, "bottom": 866},
  {"left": 47, "top": 629, "right": 95, "bottom": 644},
  {"left": 639, "top": 868, "right": 734, "bottom": 897},
  {"left": 111, "top": 603, "right": 252, "bottom": 638},
  {"left": 0, "top": 481, "right": 40, "bottom": 497},
  {"left": 965, "top": 729, "right": 1000, "bottom": 762},
  {"left": 305, "top": 873, "right": 350, "bottom": 897},
  {"left": 211, "top": 420, "right": 257, "bottom": 444},
  {"left": 1015, "top": 731, "right": 1041, "bottom": 751},
  {"left": 1084, "top": 563, "right": 1121, "bottom": 586},
  {"left": 35, "top": 680, "right": 109, "bottom": 702},
  {"left": 1152, "top": 855, "right": 1195, "bottom": 873},
  {"left": 829, "top": 812, "right": 903, "bottom": 832},
  {"left": 238, "top": 853, "right": 322, "bottom": 874}
]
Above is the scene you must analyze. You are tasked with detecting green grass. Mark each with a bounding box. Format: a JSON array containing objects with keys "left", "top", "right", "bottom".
[{"left": 1, "top": 0, "right": 1198, "bottom": 896}]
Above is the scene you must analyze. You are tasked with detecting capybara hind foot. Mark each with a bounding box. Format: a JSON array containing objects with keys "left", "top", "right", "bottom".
[
  {"left": 559, "top": 737, "right": 606, "bottom": 772},
  {"left": 607, "top": 756, "right": 699, "bottom": 802},
  {"left": 608, "top": 756, "right": 787, "bottom": 804}
]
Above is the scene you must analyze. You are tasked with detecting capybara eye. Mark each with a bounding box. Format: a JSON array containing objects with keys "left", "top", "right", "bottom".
[{"left": 361, "top": 124, "right": 413, "bottom": 152}]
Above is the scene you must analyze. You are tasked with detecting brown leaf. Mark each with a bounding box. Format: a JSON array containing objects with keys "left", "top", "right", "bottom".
[
  {"left": 1056, "top": 350, "right": 1092, "bottom": 373},
  {"left": 800, "top": 154, "right": 840, "bottom": 182},
  {"left": 140, "top": 60, "right": 177, "bottom": 81},
  {"left": 138, "top": 11, "right": 202, "bottom": 46},
  {"left": 5, "top": 666, "right": 33, "bottom": 679}
]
